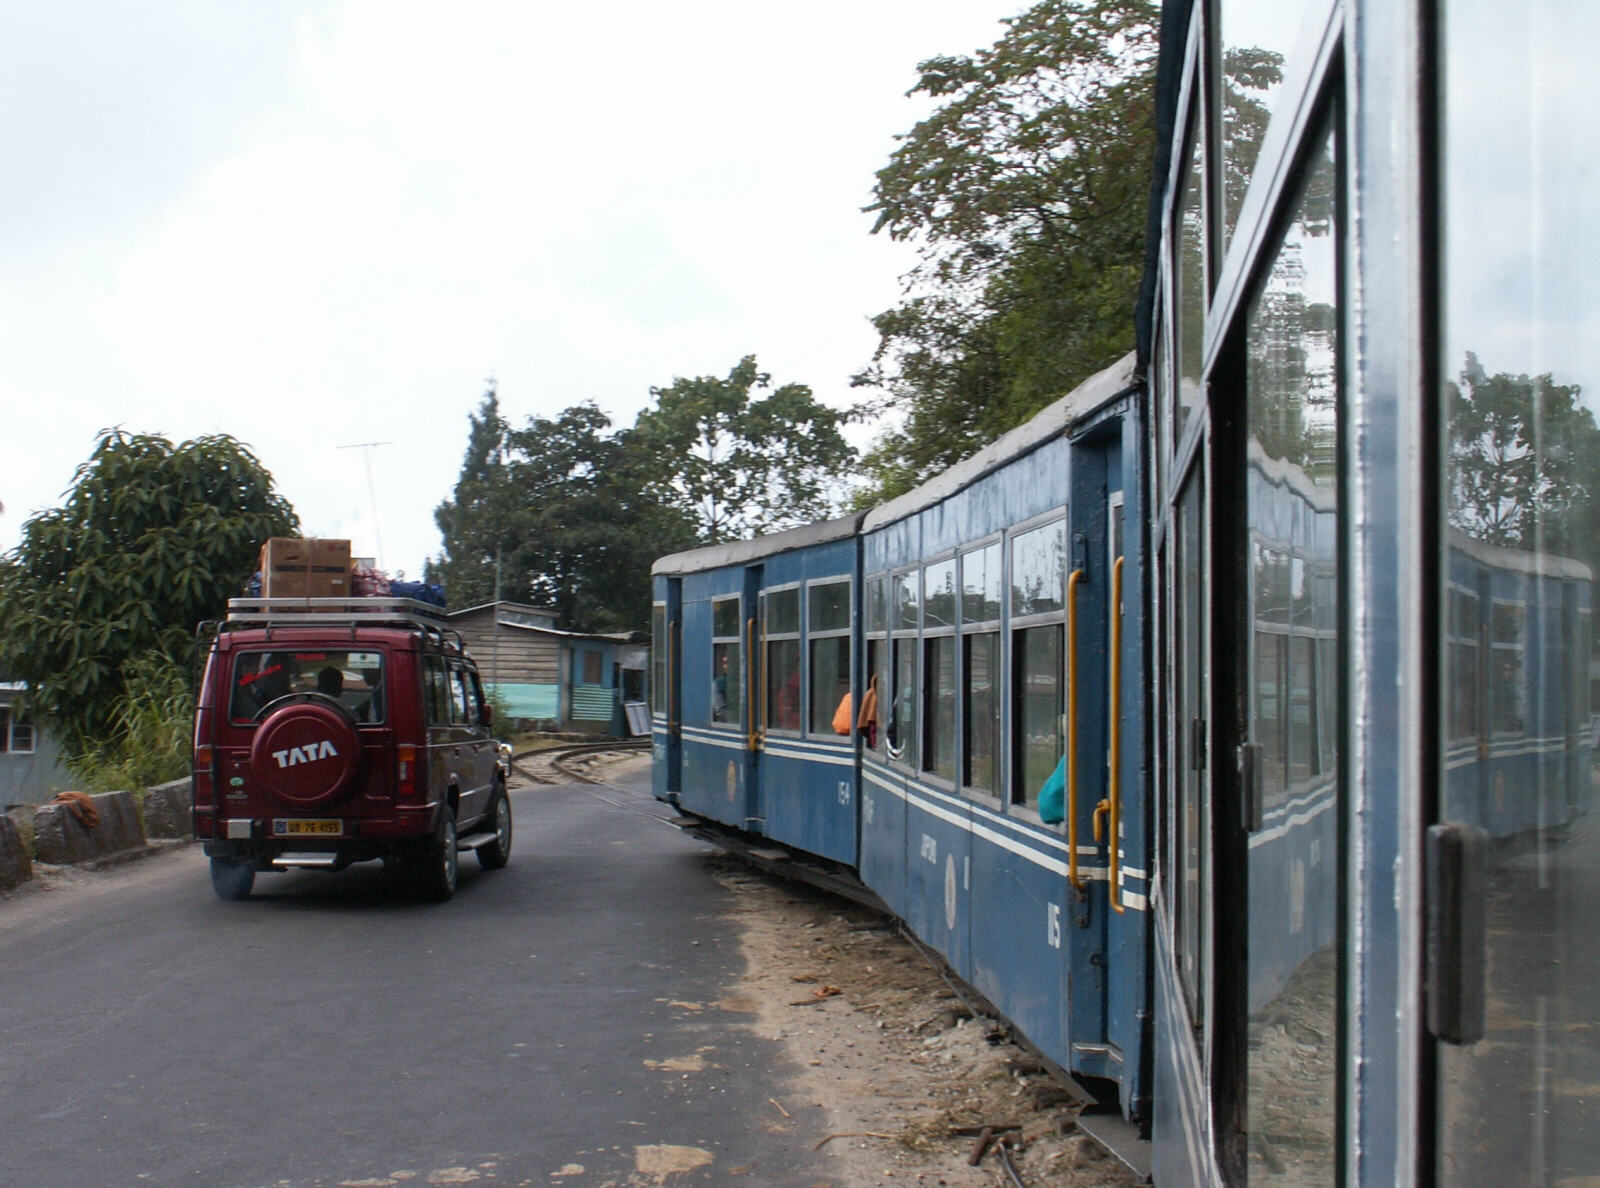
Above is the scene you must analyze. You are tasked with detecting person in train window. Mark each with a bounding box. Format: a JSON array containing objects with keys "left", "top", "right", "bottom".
[
  {"left": 855, "top": 674, "right": 879, "bottom": 747},
  {"left": 1038, "top": 756, "right": 1066, "bottom": 824},
  {"left": 712, "top": 654, "right": 729, "bottom": 722},
  {"left": 776, "top": 666, "right": 802, "bottom": 730}
]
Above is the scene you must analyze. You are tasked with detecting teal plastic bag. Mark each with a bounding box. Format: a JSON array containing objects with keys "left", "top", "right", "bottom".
[{"left": 1038, "top": 756, "right": 1066, "bottom": 824}]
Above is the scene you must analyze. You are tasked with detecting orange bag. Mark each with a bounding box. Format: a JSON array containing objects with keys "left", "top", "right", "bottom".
[{"left": 831, "top": 691, "right": 854, "bottom": 735}]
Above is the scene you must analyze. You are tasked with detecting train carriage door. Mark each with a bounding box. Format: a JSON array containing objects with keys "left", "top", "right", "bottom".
[
  {"left": 744, "top": 565, "right": 764, "bottom": 832},
  {"left": 1219, "top": 125, "right": 1342, "bottom": 1183},
  {"left": 1432, "top": 7, "right": 1600, "bottom": 1182},
  {"left": 652, "top": 582, "right": 682, "bottom": 800}
]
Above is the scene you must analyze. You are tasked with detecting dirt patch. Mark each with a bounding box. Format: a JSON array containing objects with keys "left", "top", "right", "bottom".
[{"left": 707, "top": 855, "right": 1141, "bottom": 1187}]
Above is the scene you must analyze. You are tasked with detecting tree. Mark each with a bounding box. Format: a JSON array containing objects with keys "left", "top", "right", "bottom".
[
  {"left": 1448, "top": 353, "right": 1600, "bottom": 557},
  {"left": 854, "top": 0, "right": 1162, "bottom": 497},
  {"left": 430, "top": 385, "right": 521, "bottom": 612},
  {"left": 430, "top": 397, "right": 697, "bottom": 632},
  {"left": 0, "top": 430, "right": 298, "bottom": 754},
  {"left": 632, "top": 356, "right": 856, "bottom": 543}
]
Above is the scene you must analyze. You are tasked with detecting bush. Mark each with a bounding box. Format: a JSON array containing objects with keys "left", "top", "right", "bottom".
[{"left": 69, "top": 652, "right": 194, "bottom": 794}]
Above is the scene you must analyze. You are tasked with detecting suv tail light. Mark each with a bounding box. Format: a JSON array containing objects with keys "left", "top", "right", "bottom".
[
  {"left": 193, "top": 745, "right": 216, "bottom": 806},
  {"left": 396, "top": 743, "right": 418, "bottom": 800}
]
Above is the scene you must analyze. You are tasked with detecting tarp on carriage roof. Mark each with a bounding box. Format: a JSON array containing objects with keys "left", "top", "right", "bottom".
[{"left": 650, "top": 513, "right": 866, "bottom": 577}]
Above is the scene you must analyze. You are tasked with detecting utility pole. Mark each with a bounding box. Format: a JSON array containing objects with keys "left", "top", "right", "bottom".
[{"left": 336, "top": 441, "right": 393, "bottom": 571}]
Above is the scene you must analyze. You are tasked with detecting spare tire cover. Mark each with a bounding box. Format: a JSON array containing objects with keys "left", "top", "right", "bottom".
[{"left": 250, "top": 701, "right": 361, "bottom": 809}]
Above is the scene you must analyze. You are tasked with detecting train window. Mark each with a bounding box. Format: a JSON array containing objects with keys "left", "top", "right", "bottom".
[
  {"left": 1241, "top": 124, "right": 1339, "bottom": 1184},
  {"left": 766, "top": 587, "right": 799, "bottom": 635},
  {"left": 888, "top": 569, "right": 919, "bottom": 765},
  {"left": 889, "top": 637, "right": 918, "bottom": 765},
  {"left": 1010, "top": 520, "right": 1066, "bottom": 618},
  {"left": 1447, "top": 587, "right": 1481, "bottom": 744},
  {"left": 924, "top": 560, "right": 956, "bottom": 629},
  {"left": 1175, "top": 471, "right": 1207, "bottom": 1025},
  {"left": 1011, "top": 624, "right": 1063, "bottom": 810},
  {"left": 1252, "top": 542, "right": 1290, "bottom": 806},
  {"left": 763, "top": 587, "right": 801, "bottom": 734},
  {"left": 894, "top": 571, "right": 919, "bottom": 631},
  {"left": 1176, "top": 113, "right": 1205, "bottom": 441},
  {"left": 1488, "top": 600, "right": 1526, "bottom": 736},
  {"left": 922, "top": 561, "right": 957, "bottom": 781},
  {"left": 962, "top": 542, "right": 1002, "bottom": 625},
  {"left": 807, "top": 579, "right": 851, "bottom": 737},
  {"left": 961, "top": 542, "right": 1002, "bottom": 797},
  {"left": 1437, "top": 5, "right": 1600, "bottom": 1176},
  {"left": 711, "top": 596, "right": 742, "bottom": 727},
  {"left": 1218, "top": 3, "right": 1308, "bottom": 247},
  {"left": 963, "top": 632, "right": 1001, "bottom": 795},
  {"left": 651, "top": 603, "right": 667, "bottom": 716},
  {"left": 923, "top": 636, "right": 957, "bottom": 781},
  {"left": 865, "top": 575, "right": 888, "bottom": 754}
]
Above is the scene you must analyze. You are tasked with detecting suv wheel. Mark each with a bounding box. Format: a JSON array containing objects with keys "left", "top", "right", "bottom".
[
  {"left": 210, "top": 857, "right": 255, "bottom": 901},
  {"left": 477, "top": 783, "right": 513, "bottom": 871},
  {"left": 417, "top": 806, "right": 458, "bottom": 902}
]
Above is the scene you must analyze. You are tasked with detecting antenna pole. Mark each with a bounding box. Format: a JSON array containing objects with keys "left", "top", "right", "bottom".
[{"left": 336, "top": 440, "right": 393, "bottom": 571}]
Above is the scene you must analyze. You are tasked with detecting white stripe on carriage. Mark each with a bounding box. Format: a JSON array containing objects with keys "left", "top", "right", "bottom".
[
  {"left": 863, "top": 759, "right": 1086, "bottom": 862},
  {"left": 863, "top": 772, "right": 1085, "bottom": 865},
  {"left": 1444, "top": 734, "right": 1573, "bottom": 769},
  {"left": 1259, "top": 777, "right": 1336, "bottom": 827},
  {"left": 1246, "top": 790, "right": 1335, "bottom": 848},
  {"left": 760, "top": 742, "right": 856, "bottom": 766},
  {"left": 848, "top": 769, "right": 1151, "bottom": 905},
  {"left": 679, "top": 730, "right": 749, "bottom": 752}
]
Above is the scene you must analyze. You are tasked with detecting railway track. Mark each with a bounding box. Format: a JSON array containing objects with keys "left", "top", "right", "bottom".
[{"left": 511, "top": 738, "right": 650, "bottom": 785}]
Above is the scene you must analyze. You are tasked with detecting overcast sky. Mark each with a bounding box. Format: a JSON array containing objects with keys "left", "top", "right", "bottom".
[{"left": 1, "top": 0, "right": 1023, "bottom": 582}]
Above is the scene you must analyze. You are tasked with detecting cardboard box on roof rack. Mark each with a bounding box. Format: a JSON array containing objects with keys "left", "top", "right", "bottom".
[{"left": 259, "top": 537, "right": 352, "bottom": 598}]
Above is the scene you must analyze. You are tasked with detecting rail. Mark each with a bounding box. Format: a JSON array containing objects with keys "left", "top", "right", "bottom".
[{"left": 1066, "top": 568, "right": 1085, "bottom": 893}]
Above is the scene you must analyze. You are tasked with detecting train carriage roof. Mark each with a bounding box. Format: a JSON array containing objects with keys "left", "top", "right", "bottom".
[
  {"left": 652, "top": 351, "right": 1138, "bottom": 578},
  {"left": 651, "top": 513, "right": 866, "bottom": 576},
  {"left": 861, "top": 351, "right": 1138, "bottom": 533}
]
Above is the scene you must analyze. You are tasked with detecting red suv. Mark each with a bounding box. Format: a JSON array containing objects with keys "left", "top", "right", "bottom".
[{"left": 192, "top": 598, "right": 512, "bottom": 901}]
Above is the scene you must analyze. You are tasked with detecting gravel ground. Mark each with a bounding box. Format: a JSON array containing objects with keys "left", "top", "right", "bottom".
[{"left": 708, "top": 857, "right": 1141, "bottom": 1188}]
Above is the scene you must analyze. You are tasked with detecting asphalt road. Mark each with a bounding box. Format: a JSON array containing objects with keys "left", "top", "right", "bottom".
[{"left": 0, "top": 760, "right": 842, "bottom": 1188}]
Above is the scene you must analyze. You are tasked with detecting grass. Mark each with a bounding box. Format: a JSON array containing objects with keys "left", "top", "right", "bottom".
[{"left": 69, "top": 652, "right": 194, "bottom": 795}]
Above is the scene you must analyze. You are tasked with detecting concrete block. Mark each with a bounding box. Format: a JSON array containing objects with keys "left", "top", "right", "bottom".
[
  {"left": 0, "top": 815, "right": 31, "bottom": 890},
  {"left": 143, "top": 777, "right": 194, "bottom": 840},
  {"left": 32, "top": 791, "right": 147, "bottom": 865}
]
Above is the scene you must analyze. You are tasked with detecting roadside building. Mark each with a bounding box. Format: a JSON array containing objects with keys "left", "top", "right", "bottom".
[
  {"left": 447, "top": 602, "right": 649, "bottom": 736},
  {"left": 0, "top": 682, "right": 70, "bottom": 806}
]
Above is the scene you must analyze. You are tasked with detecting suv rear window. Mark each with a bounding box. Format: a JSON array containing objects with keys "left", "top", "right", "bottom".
[{"left": 230, "top": 650, "right": 387, "bottom": 723}]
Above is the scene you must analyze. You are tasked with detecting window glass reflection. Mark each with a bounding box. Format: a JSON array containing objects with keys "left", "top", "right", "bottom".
[
  {"left": 1219, "top": 1, "right": 1300, "bottom": 244},
  {"left": 1177, "top": 120, "right": 1205, "bottom": 438},
  {"left": 1243, "top": 128, "right": 1337, "bottom": 1186},
  {"left": 962, "top": 543, "right": 1003, "bottom": 625},
  {"left": 1439, "top": 3, "right": 1600, "bottom": 1180},
  {"left": 1011, "top": 521, "right": 1066, "bottom": 618}
]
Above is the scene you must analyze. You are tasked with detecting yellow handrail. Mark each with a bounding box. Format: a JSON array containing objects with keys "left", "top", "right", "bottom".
[
  {"left": 1067, "top": 568, "right": 1085, "bottom": 892},
  {"left": 1106, "top": 557, "right": 1125, "bottom": 913},
  {"left": 666, "top": 623, "right": 676, "bottom": 732},
  {"left": 749, "top": 616, "right": 761, "bottom": 752}
]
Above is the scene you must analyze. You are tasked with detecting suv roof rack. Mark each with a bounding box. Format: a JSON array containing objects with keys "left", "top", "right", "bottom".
[{"left": 219, "top": 597, "right": 464, "bottom": 652}]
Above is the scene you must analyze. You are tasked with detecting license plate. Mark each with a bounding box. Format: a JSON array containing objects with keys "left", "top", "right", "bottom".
[{"left": 273, "top": 819, "right": 343, "bottom": 837}]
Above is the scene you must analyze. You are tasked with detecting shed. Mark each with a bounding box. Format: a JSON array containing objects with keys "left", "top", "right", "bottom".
[
  {"left": 0, "top": 683, "right": 71, "bottom": 807},
  {"left": 447, "top": 602, "right": 650, "bottom": 735}
]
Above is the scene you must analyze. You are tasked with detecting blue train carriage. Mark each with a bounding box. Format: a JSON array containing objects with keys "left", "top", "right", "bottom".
[
  {"left": 1442, "top": 528, "right": 1593, "bottom": 841},
  {"left": 651, "top": 515, "right": 866, "bottom": 866},
  {"left": 855, "top": 352, "right": 1152, "bottom": 1122}
]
